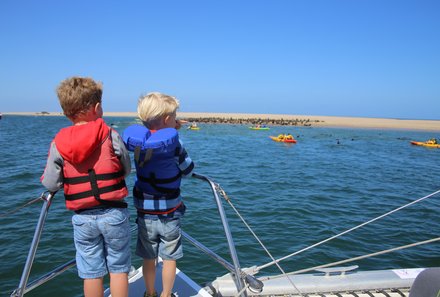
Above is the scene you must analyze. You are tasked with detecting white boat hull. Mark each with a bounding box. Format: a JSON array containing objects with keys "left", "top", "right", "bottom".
[
  {"left": 105, "top": 264, "right": 423, "bottom": 297},
  {"left": 206, "top": 267, "right": 423, "bottom": 296}
]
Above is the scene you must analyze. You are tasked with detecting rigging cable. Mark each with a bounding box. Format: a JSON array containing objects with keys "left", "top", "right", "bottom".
[
  {"left": 233, "top": 282, "right": 250, "bottom": 297},
  {"left": 262, "top": 236, "right": 440, "bottom": 280},
  {"left": 258, "top": 188, "right": 440, "bottom": 271},
  {"left": 216, "top": 183, "right": 305, "bottom": 297},
  {"left": 0, "top": 192, "right": 46, "bottom": 218}
]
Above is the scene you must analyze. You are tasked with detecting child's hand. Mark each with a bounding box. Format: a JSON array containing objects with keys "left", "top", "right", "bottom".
[{"left": 176, "top": 119, "right": 188, "bottom": 130}]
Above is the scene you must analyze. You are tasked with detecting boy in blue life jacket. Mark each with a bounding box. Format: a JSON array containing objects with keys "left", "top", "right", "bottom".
[
  {"left": 123, "top": 92, "right": 195, "bottom": 297},
  {"left": 41, "top": 77, "right": 131, "bottom": 297}
]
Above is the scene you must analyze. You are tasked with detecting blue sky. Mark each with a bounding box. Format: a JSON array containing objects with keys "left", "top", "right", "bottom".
[{"left": 1, "top": 1, "right": 439, "bottom": 119}]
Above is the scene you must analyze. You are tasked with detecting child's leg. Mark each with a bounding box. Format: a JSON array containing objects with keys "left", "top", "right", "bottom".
[
  {"left": 84, "top": 277, "right": 104, "bottom": 297},
  {"left": 158, "top": 218, "right": 182, "bottom": 297},
  {"left": 101, "top": 208, "right": 131, "bottom": 297},
  {"left": 161, "top": 259, "right": 176, "bottom": 297},
  {"left": 143, "top": 258, "right": 157, "bottom": 295},
  {"left": 109, "top": 272, "right": 129, "bottom": 297}
]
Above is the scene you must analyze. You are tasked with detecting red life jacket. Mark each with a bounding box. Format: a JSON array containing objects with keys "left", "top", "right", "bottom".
[{"left": 55, "top": 120, "right": 128, "bottom": 211}]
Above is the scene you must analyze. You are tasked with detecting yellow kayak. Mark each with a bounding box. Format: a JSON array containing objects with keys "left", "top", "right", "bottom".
[
  {"left": 188, "top": 127, "right": 200, "bottom": 130},
  {"left": 411, "top": 141, "right": 440, "bottom": 148}
]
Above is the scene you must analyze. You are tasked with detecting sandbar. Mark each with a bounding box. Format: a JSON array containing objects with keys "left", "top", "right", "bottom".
[{"left": 3, "top": 111, "right": 439, "bottom": 131}]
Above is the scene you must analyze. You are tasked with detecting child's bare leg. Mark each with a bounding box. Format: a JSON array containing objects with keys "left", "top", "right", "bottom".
[
  {"left": 143, "top": 259, "right": 157, "bottom": 295},
  {"left": 109, "top": 272, "right": 128, "bottom": 297},
  {"left": 161, "top": 259, "right": 176, "bottom": 297},
  {"left": 84, "top": 277, "right": 104, "bottom": 297}
]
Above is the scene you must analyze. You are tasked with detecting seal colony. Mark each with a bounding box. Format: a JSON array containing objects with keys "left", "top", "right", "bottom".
[{"left": 180, "top": 116, "right": 317, "bottom": 127}]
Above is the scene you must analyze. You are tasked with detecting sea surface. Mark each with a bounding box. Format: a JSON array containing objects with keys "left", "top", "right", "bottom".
[{"left": 1, "top": 115, "right": 439, "bottom": 297}]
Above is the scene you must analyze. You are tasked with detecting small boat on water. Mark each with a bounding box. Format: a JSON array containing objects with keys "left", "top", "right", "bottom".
[
  {"left": 270, "top": 134, "right": 297, "bottom": 143},
  {"left": 249, "top": 125, "right": 270, "bottom": 130},
  {"left": 11, "top": 174, "right": 440, "bottom": 297},
  {"left": 188, "top": 122, "right": 200, "bottom": 130},
  {"left": 410, "top": 138, "right": 440, "bottom": 148}
]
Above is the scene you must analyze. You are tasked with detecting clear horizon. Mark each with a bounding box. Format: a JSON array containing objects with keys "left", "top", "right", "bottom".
[{"left": 1, "top": 1, "right": 439, "bottom": 120}]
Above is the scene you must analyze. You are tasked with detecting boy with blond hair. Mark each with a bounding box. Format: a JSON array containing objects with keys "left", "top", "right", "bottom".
[
  {"left": 41, "top": 76, "right": 131, "bottom": 297},
  {"left": 123, "top": 92, "right": 194, "bottom": 297}
]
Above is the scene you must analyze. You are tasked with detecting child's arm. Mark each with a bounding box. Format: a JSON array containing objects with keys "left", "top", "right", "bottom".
[
  {"left": 111, "top": 130, "right": 132, "bottom": 177},
  {"left": 41, "top": 141, "right": 64, "bottom": 192},
  {"left": 176, "top": 140, "right": 194, "bottom": 177}
]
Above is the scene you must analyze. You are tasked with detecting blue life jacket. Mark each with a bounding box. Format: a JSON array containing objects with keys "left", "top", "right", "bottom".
[{"left": 122, "top": 125, "right": 182, "bottom": 214}]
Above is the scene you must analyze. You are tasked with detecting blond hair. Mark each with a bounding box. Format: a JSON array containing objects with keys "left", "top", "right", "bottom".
[
  {"left": 56, "top": 77, "right": 102, "bottom": 119},
  {"left": 137, "top": 92, "right": 179, "bottom": 128}
]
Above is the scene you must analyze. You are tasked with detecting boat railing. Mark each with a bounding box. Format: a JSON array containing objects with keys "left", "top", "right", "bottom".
[
  {"left": 11, "top": 173, "right": 262, "bottom": 297},
  {"left": 190, "top": 173, "right": 263, "bottom": 295},
  {"left": 11, "top": 191, "right": 56, "bottom": 297}
]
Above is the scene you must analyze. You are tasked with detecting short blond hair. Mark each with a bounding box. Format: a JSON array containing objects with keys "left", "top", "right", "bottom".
[
  {"left": 56, "top": 77, "right": 102, "bottom": 119},
  {"left": 137, "top": 92, "right": 179, "bottom": 127}
]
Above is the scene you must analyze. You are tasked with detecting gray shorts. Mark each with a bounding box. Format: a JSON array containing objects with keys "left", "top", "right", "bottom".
[{"left": 135, "top": 216, "right": 183, "bottom": 260}]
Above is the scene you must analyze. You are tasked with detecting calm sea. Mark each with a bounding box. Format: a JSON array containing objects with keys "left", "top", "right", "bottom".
[{"left": 1, "top": 115, "right": 439, "bottom": 297}]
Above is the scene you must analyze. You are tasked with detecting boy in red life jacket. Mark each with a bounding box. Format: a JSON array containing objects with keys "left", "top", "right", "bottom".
[
  {"left": 40, "top": 77, "right": 132, "bottom": 297},
  {"left": 128, "top": 92, "right": 194, "bottom": 297}
]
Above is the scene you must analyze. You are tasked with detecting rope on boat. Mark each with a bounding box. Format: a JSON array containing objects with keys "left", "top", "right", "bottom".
[
  {"left": 262, "top": 236, "right": 440, "bottom": 280},
  {"left": 0, "top": 192, "right": 46, "bottom": 218},
  {"left": 258, "top": 188, "right": 440, "bottom": 271},
  {"left": 233, "top": 282, "right": 249, "bottom": 297},
  {"left": 215, "top": 183, "right": 305, "bottom": 297}
]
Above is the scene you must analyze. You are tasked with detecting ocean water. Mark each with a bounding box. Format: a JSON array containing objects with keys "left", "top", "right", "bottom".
[{"left": 1, "top": 115, "right": 439, "bottom": 297}]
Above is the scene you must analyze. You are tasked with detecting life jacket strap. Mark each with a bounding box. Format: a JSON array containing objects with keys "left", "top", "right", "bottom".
[
  {"left": 64, "top": 169, "right": 127, "bottom": 209},
  {"left": 64, "top": 180, "right": 127, "bottom": 200},
  {"left": 137, "top": 202, "right": 183, "bottom": 215},
  {"left": 137, "top": 172, "right": 182, "bottom": 185},
  {"left": 134, "top": 147, "right": 153, "bottom": 168},
  {"left": 137, "top": 172, "right": 182, "bottom": 194},
  {"left": 133, "top": 186, "right": 180, "bottom": 200},
  {"left": 150, "top": 184, "right": 179, "bottom": 194},
  {"left": 63, "top": 170, "right": 125, "bottom": 185}
]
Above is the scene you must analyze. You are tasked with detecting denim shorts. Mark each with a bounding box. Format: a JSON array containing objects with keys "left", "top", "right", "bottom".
[
  {"left": 135, "top": 216, "right": 183, "bottom": 260},
  {"left": 72, "top": 207, "right": 131, "bottom": 279}
]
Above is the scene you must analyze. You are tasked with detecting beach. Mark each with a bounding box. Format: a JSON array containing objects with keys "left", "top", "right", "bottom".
[{"left": 3, "top": 111, "right": 440, "bottom": 131}]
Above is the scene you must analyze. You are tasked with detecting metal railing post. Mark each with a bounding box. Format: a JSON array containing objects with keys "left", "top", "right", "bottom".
[
  {"left": 11, "top": 192, "right": 55, "bottom": 297},
  {"left": 183, "top": 231, "right": 263, "bottom": 293},
  {"left": 192, "top": 174, "right": 248, "bottom": 297}
]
